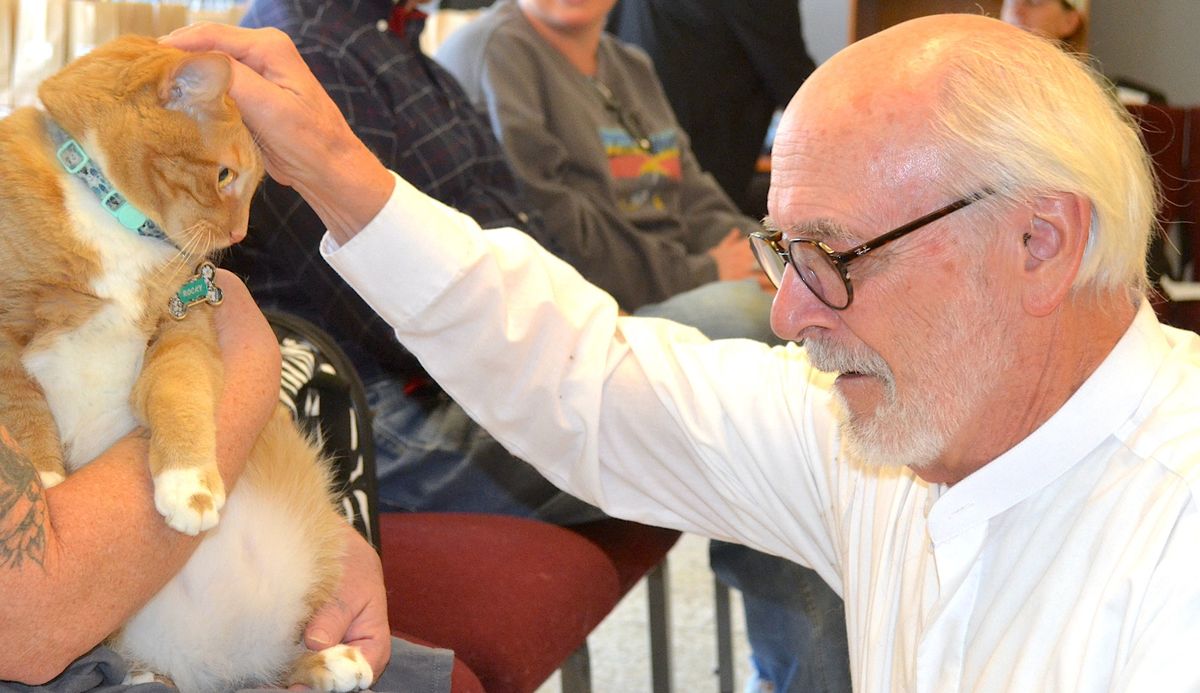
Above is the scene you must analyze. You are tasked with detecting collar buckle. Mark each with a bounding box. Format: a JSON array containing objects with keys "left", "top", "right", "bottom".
[{"left": 56, "top": 139, "right": 89, "bottom": 173}]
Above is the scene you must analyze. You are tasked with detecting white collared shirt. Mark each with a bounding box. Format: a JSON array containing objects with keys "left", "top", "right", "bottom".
[{"left": 325, "top": 174, "right": 1200, "bottom": 691}]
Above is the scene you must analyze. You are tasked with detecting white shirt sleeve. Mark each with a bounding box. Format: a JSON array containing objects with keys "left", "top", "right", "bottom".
[{"left": 322, "top": 173, "right": 846, "bottom": 583}]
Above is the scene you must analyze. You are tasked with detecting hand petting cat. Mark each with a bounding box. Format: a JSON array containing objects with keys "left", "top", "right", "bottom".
[{"left": 163, "top": 24, "right": 395, "bottom": 244}]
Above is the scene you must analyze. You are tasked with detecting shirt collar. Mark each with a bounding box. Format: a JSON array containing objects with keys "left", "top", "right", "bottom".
[
  {"left": 926, "top": 300, "right": 1168, "bottom": 544},
  {"left": 387, "top": 2, "right": 428, "bottom": 39},
  {"left": 348, "top": 0, "right": 427, "bottom": 38}
]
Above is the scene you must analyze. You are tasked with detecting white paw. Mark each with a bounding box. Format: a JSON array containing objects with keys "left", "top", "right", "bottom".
[
  {"left": 153, "top": 466, "right": 225, "bottom": 535},
  {"left": 313, "top": 644, "right": 373, "bottom": 692},
  {"left": 121, "top": 670, "right": 157, "bottom": 686},
  {"left": 38, "top": 470, "right": 65, "bottom": 489}
]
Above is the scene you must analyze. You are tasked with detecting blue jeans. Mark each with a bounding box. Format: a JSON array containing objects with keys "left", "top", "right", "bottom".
[
  {"left": 646, "top": 282, "right": 850, "bottom": 693},
  {"left": 635, "top": 278, "right": 780, "bottom": 344},
  {"left": 710, "top": 542, "right": 851, "bottom": 693}
]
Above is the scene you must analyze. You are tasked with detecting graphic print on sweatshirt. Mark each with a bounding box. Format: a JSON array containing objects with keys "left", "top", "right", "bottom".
[{"left": 602, "top": 126, "right": 681, "bottom": 215}]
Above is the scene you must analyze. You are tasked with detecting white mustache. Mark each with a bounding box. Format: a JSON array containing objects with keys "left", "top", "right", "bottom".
[{"left": 804, "top": 338, "right": 892, "bottom": 382}]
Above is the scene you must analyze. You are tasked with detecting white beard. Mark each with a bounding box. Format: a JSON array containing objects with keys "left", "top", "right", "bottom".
[{"left": 807, "top": 271, "right": 1014, "bottom": 469}]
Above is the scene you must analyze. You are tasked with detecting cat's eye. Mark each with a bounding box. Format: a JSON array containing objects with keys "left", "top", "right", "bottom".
[{"left": 217, "top": 167, "right": 236, "bottom": 188}]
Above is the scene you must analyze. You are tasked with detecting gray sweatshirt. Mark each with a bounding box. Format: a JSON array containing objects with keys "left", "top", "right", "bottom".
[{"left": 436, "top": 0, "right": 761, "bottom": 309}]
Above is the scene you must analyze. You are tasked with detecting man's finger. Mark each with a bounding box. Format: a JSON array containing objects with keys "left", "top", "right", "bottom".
[{"left": 160, "top": 22, "right": 288, "bottom": 75}]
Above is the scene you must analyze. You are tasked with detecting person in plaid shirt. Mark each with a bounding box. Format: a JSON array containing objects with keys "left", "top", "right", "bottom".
[{"left": 228, "top": 0, "right": 608, "bottom": 527}]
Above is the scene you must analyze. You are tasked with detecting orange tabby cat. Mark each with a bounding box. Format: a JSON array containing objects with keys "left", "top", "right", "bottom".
[{"left": 0, "top": 36, "right": 372, "bottom": 692}]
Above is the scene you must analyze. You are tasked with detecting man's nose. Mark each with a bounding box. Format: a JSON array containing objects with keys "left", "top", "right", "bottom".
[{"left": 770, "top": 268, "right": 839, "bottom": 340}]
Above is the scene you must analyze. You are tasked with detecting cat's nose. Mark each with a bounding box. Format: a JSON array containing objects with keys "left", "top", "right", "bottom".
[{"left": 230, "top": 226, "right": 247, "bottom": 244}]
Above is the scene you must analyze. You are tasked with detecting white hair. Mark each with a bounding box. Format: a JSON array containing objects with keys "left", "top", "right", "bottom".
[{"left": 929, "top": 27, "right": 1157, "bottom": 297}]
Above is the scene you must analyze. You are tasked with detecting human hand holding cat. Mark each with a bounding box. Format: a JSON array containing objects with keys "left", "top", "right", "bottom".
[
  {"left": 162, "top": 24, "right": 395, "bottom": 245},
  {"left": 211, "top": 270, "right": 282, "bottom": 477},
  {"left": 297, "top": 524, "right": 391, "bottom": 687}
]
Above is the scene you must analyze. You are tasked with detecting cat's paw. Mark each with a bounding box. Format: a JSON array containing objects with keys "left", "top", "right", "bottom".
[
  {"left": 122, "top": 669, "right": 174, "bottom": 686},
  {"left": 38, "top": 470, "right": 66, "bottom": 489},
  {"left": 290, "top": 644, "right": 373, "bottom": 692},
  {"left": 152, "top": 465, "right": 225, "bottom": 535}
]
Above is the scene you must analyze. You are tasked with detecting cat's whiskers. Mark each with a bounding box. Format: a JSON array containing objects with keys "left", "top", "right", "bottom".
[
  {"left": 182, "top": 219, "right": 216, "bottom": 255},
  {"left": 158, "top": 221, "right": 211, "bottom": 278}
]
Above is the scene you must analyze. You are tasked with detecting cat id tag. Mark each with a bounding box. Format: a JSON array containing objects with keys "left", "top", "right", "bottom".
[{"left": 169, "top": 262, "right": 223, "bottom": 320}]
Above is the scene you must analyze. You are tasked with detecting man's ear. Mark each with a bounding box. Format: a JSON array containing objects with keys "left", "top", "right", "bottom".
[{"left": 1020, "top": 192, "right": 1091, "bottom": 317}]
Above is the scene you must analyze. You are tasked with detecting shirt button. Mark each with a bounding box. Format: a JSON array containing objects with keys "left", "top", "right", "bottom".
[
  {"left": 376, "top": 19, "right": 388, "bottom": 32},
  {"left": 517, "top": 211, "right": 530, "bottom": 224}
]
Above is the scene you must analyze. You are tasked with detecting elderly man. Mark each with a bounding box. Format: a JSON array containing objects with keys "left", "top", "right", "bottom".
[{"left": 168, "top": 11, "right": 1200, "bottom": 692}]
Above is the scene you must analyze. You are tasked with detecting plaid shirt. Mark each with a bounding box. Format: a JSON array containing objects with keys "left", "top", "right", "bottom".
[{"left": 230, "top": 0, "right": 543, "bottom": 383}]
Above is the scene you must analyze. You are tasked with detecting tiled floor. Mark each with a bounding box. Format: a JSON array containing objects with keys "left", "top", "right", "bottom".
[{"left": 534, "top": 532, "right": 753, "bottom": 693}]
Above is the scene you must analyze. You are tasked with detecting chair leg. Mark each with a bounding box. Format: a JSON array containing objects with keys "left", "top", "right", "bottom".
[
  {"left": 714, "top": 577, "right": 735, "bottom": 693},
  {"left": 560, "top": 643, "right": 593, "bottom": 693},
  {"left": 646, "top": 559, "right": 673, "bottom": 692}
]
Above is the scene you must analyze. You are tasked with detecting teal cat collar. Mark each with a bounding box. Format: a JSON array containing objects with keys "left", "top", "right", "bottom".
[
  {"left": 45, "top": 119, "right": 171, "bottom": 245},
  {"left": 170, "top": 262, "right": 223, "bottom": 320}
]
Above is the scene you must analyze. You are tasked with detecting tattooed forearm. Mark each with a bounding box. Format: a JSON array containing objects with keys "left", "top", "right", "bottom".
[{"left": 0, "top": 426, "right": 47, "bottom": 570}]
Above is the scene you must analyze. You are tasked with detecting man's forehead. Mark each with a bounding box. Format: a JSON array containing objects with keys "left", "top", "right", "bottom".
[{"left": 767, "top": 111, "right": 951, "bottom": 241}]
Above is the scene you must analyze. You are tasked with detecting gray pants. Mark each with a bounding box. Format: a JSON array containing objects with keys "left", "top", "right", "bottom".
[{"left": 0, "top": 638, "right": 452, "bottom": 693}]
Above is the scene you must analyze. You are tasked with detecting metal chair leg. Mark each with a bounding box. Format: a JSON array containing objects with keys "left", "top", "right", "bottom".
[
  {"left": 647, "top": 560, "right": 673, "bottom": 692},
  {"left": 715, "top": 577, "right": 735, "bottom": 693},
  {"left": 561, "top": 643, "right": 593, "bottom": 693}
]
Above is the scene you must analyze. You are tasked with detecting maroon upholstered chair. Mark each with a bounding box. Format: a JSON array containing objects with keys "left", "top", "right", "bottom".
[
  {"left": 1156, "top": 299, "right": 1200, "bottom": 333},
  {"left": 1126, "top": 104, "right": 1190, "bottom": 288},
  {"left": 380, "top": 512, "right": 680, "bottom": 693},
  {"left": 1185, "top": 107, "right": 1200, "bottom": 269},
  {"left": 1126, "top": 104, "right": 1189, "bottom": 227},
  {"left": 563, "top": 519, "right": 682, "bottom": 692},
  {"left": 1125, "top": 105, "right": 1198, "bottom": 329}
]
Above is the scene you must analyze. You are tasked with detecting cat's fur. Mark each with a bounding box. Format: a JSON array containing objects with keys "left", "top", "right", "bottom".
[{"left": 0, "top": 36, "right": 372, "bottom": 692}]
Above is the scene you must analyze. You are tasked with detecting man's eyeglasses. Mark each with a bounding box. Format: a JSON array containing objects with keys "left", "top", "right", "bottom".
[{"left": 749, "top": 192, "right": 989, "bottom": 310}]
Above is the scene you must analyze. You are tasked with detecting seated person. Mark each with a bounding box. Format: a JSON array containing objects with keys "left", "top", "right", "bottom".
[
  {"left": 435, "top": 3, "right": 847, "bottom": 691},
  {"left": 435, "top": 0, "right": 777, "bottom": 342},
  {"left": 607, "top": 0, "right": 817, "bottom": 217},
  {"left": 0, "top": 273, "right": 445, "bottom": 691},
  {"left": 230, "top": 0, "right": 605, "bottom": 527}
]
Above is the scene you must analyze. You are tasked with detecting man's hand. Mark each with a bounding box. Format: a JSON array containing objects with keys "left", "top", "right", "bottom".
[
  {"left": 301, "top": 524, "right": 392, "bottom": 683},
  {"left": 161, "top": 24, "right": 394, "bottom": 242}
]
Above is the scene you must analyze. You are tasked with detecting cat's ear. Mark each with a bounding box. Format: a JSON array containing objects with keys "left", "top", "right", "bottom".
[{"left": 160, "top": 52, "right": 232, "bottom": 119}]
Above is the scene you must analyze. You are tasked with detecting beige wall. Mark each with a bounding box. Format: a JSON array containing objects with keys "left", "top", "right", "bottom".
[
  {"left": 1090, "top": 0, "right": 1200, "bottom": 105},
  {"left": 807, "top": 0, "right": 1199, "bottom": 105}
]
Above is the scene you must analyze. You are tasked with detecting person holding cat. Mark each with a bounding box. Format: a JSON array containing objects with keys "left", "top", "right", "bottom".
[
  {"left": 0, "top": 271, "right": 423, "bottom": 689},
  {"left": 0, "top": 35, "right": 451, "bottom": 689},
  {"left": 166, "top": 15, "right": 1200, "bottom": 692}
]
